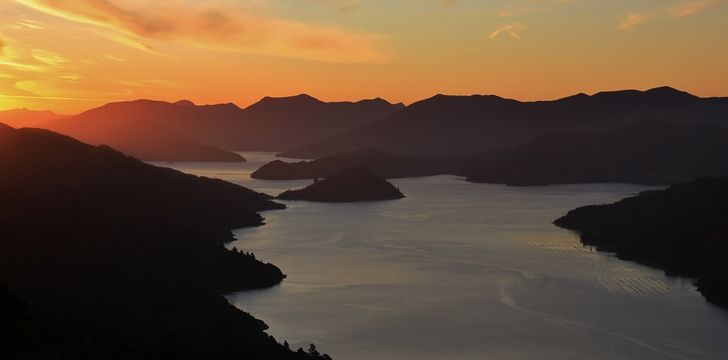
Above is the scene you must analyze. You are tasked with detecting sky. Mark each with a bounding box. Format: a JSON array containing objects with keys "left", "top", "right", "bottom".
[{"left": 0, "top": 0, "right": 726, "bottom": 113}]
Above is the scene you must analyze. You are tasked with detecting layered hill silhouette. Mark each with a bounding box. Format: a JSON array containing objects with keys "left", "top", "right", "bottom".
[
  {"left": 253, "top": 148, "right": 443, "bottom": 180},
  {"left": 554, "top": 177, "right": 728, "bottom": 306},
  {"left": 0, "top": 124, "right": 330, "bottom": 359},
  {"left": 279, "top": 87, "right": 728, "bottom": 159},
  {"left": 258, "top": 120, "right": 728, "bottom": 187},
  {"left": 0, "top": 108, "right": 65, "bottom": 128},
  {"left": 42, "top": 100, "right": 245, "bottom": 162},
  {"left": 278, "top": 167, "right": 405, "bottom": 202},
  {"left": 38, "top": 95, "right": 402, "bottom": 162},
  {"left": 179, "top": 94, "right": 404, "bottom": 151},
  {"left": 466, "top": 121, "right": 728, "bottom": 186}
]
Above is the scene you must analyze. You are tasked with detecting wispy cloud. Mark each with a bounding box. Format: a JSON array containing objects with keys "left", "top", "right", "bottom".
[
  {"left": 616, "top": 13, "right": 651, "bottom": 31},
  {"left": 31, "top": 49, "right": 71, "bottom": 66},
  {"left": 16, "top": 19, "right": 45, "bottom": 30},
  {"left": 489, "top": 23, "right": 527, "bottom": 39},
  {"left": 15, "top": 0, "right": 390, "bottom": 63},
  {"left": 103, "top": 53, "right": 125, "bottom": 62},
  {"left": 0, "top": 93, "right": 118, "bottom": 102},
  {"left": 0, "top": 59, "right": 47, "bottom": 72},
  {"left": 670, "top": 0, "right": 725, "bottom": 17},
  {"left": 616, "top": 0, "right": 725, "bottom": 31},
  {"left": 94, "top": 30, "right": 169, "bottom": 57},
  {"left": 0, "top": 32, "right": 101, "bottom": 107}
]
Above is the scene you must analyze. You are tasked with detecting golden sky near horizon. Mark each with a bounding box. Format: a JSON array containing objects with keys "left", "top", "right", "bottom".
[{"left": 0, "top": 0, "right": 727, "bottom": 113}]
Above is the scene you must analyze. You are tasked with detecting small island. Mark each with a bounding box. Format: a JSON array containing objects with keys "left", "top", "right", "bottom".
[
  {"left": 255, "top": 148, "right": 442, "bottom": 180},
  {"left": 554, "top": 177, "right": 728, "bottom": 306},
  {"left": 277, "top": 167, "right": 405, "bottom": 202}
]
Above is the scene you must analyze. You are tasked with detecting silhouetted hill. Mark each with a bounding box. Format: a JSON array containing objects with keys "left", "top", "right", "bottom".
[
  {"left": 554, "top": 177, "right": 728, "bottom": 306},
  {"left": 466, "top": 121, "right": 728, "bottom": 186},
  {"left": 263, "top": 120, "right": 728, "bottom": 187},
  {"left": 43, "top": 100, "right": 245, "bottom": 162},
  {"left": 279, "top": 87, "right": 728, "bottom": 159},
  {"left": 40, "top": 95, "right": 402, "bottom": 160},
  {"left": 176, "top": 99, "right": 244, "bottom": 120},
  {"left": 252, "top": 148, "right": 443, "bottom": 180},
  {"left": 0, "top": 108, "right": 65, "bottom": 128},
  {"left": 173, "top": 99, "right": 198, "bottom": 108},
  {"left": 278, "top": 167, "right": 405, "bottom": 202},
  {"left": 187, "top": 95, "right": 404, "bottom": 151},
  {"left": 0, "top": 125, "right": 331, "bottom": 359}
]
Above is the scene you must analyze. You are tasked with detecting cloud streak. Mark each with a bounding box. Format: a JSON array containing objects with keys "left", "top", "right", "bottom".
[
  {"left": 616, "top": 0, "right": 725, "bottom": 31},
  {"left": 15, "top": 0, "right": 389, "bottom": 63},
  {"left": 489, "top": 23, "right": 527, "bottom": 39},
  {"left": 0, "top": 93, "right": 118, "bottom": 102},
  {"left": 616, "top": 13, "right": 650, "bottom": 31},
  {"left": 670, "top": 0, "right": 725, "bottom": 17}
]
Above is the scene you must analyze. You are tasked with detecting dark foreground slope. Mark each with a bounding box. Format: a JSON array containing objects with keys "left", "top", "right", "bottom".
[
  {"left": 0, "top": 124, "right": 330, "bottom": 359},
  {"left": 554, "top": 177, "right": 728, "bottom": 306},
  {"left": 467, "top": 121, "right": 728, "bottom": 186},
  {"left": 278, "top": 167, "right": 405, "bottom": 202},
  {"left": 43, "top": 100, "right": 245, "bottom": 162},
  {"left": 280, "top": 87, "right": 728, "bottom": 159},
  {"left": 253, "top": 148, "right": 443, "bottom": 180}
]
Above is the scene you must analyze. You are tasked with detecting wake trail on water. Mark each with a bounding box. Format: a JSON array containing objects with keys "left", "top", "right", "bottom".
[
  {"left": 378, "top": 240, "right": 703, "bottom": 359},
  {"left": 497, "top": 280, "right": 700, "bottom": 360}
]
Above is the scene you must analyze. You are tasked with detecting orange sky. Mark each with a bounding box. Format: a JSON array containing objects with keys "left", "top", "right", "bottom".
[{"left": 0, "top": 0, "right": 727, "bottom": 113}]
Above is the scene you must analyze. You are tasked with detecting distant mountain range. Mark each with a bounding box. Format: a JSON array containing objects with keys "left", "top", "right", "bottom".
[
  {"left": 0, "top": 108, "right": 66, "bottom": 128},
  {"left": 5, "top": 87, "right": 728, "bottom": 167},
  {"left": 466, "top": 121, "right": 728, "bottom": 186},
  {"left": 253, "top": 120, "right": 728, "bottom": 187},
  {"left": 42, "top": 100, "right": 246, "bottom": 162},
  {"left": 20, "top": 94, "right": 401, "bottom": 162},
  {"left": 279, "top": 87, "right": 728, "bottom": 159},
  {"left": 178, "top": 94, "right": 404, "bottom": 151}
]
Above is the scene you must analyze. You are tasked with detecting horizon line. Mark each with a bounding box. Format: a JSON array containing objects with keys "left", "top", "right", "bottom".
[{"left": 2, "top": 85, "right": 724, "bottom": 114}]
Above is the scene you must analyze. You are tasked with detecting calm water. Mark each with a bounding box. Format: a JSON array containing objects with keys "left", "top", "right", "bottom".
[{"left": 157, "top": 153, "right": 728, "bottom": 360}]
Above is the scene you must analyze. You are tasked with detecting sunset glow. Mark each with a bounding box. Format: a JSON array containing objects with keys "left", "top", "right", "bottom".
[{"left": 0, "top": 0, "right": 727, "bottom": 113}]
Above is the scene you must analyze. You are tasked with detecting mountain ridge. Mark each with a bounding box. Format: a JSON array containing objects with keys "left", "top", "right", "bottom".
[
  {"left": 178, "top": 94, "right": 404, "bottom": 151},
  {"left": 466, "top": 120, "right": 728, "bottom": 186},
  {"left": 279, "top": 87, "right": 728, "bottom": 159},
  {"left": 0, "top": 108, "right": 66, "bottom": 128},
  {"left": 42, "top": 100, "right": 245, "bottom": 162}
]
